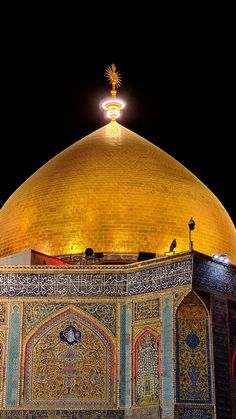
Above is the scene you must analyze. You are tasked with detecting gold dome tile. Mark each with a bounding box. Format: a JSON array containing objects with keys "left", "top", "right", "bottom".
[{"left": 0, "top": 122, "right": 235, "bottom": 263}]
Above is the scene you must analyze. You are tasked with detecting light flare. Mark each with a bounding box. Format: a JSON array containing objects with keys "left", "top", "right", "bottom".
[{"left": 101, "top": 64, "right": 126, "bottom": 121}]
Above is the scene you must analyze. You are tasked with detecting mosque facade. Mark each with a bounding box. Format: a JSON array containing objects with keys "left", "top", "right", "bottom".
[{"left": 0, "top": 67, "right": 235, "bottom": 418}]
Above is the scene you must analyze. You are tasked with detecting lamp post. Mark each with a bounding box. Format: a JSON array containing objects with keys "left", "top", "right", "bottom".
[{"left": 188, "top": 217, "right": 195, "bottom": 251}]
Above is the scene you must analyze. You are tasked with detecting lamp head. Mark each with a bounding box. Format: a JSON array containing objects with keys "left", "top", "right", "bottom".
[{"left": 188, "top": 217, "right": 195, "bottom": 231}]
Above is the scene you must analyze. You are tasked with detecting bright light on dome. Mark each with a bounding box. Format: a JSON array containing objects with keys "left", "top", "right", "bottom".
[
  {"left": 100, "top": 98, "right": 126, "bottom": 120},
  {"left": 107, "top": 109, "right": 121, "bottom": 119},
  {"left": 101, "top": 65, "right": 126, "bottom": 121},
  {"left": 101, "top": 99, "right": 126, "bottom": 111}
]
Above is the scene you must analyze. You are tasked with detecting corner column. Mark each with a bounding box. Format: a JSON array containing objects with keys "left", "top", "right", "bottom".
[
  {"left": 162, "top": 296, "right": 174, "bottom": 418},
  {"left": 120, "top": 303, "right": 132, "bottom": 408},
  {"left": 5, "top": 303, "right": 21, "bottom": 407}
]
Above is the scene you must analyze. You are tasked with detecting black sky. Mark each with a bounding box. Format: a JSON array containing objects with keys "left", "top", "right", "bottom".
[{"left": 1, "top": 15, "right": 235, "bottom": 225}]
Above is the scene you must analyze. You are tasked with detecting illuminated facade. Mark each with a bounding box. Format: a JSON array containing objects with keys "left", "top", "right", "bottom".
[{"left": 0, "top": 68, "right": 235, "bottom": 418}]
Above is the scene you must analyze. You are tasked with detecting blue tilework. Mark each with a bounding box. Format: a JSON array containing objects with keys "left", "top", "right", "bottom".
[
  {"left": 177, "top": 407, "right": 212, "bottom": 418},
  {"left": 120, "top": 303, "right": 131, "bottom": 407},
  {"left": 6, "top": 304, "right": 21, "bottom": 406},
  {"left": 162, "top": 297, "right": 173, "bottom": 403},
  {"left": 176, "top": 318, "right": 212, "bottom": 403}
]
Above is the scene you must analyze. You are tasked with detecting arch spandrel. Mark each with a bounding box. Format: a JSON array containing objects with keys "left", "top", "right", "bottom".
[{"left": 176, "top": 292, "right": 209, "bottom": 319}]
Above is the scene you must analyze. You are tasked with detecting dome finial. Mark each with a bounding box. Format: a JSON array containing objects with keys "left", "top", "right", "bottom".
[
  {"left": 101, "top": 64, "right": 125, "bottom": 121},
  {"left": 105, "top": 63, "right": 122, "bottom": 97}
]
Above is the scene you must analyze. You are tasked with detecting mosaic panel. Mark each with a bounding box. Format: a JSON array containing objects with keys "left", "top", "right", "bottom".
[
  {"left": 0, "top": 259, "right": 192, "bottom": 297},
  {"left": 32, "top": 321, "right": 105, "bottom": 399},
  {"left": 127, "top": 260, "right": 192, "bottom": 295},
  {"left": 76, "top": 303, "right": 116, "bottom": 336},
  {"left": 0, "top": 341, "right": 3, "bottom": 405},
  {"left": 0, "top": 411, "right": 125, "bottom": 419},
  {"left": 24, "top": 303, "right": 66, "bottom": 336},
  {"left": 6, "top": 304, "right": 21, "bottom": 406},
  {"left": 229, "top": 301, "right": 236, "bottom": 417},
  {"left": 175, "top": 407, "right": 213, "bottom": 418},
  {"left": 0, "top": 329, "right": 6, "bottom": 341},
  {"left": 134, "top": 299, "right": 159, "bottom": 321},
  {"left": 212, "top": 297, "right": 231, "bottom": 418},
  {"left": 134, "top": 329, "right": 159, "bottom": 405},
  {"left": 25, "top": 309, "right": 115, "bottom": 409},
  {"left": 161, "top": 296, "right": 174, "bottom": 417},
  {"left": 176, "top": 293, "right": 212, "bottom": 403},
  {"left": 24, "top": 303, "right": 116, "bottom": 337},
  {"left": 173, "top": 289, "right": 192, "bottom": 309},
  {"left": 0, "top": 303, "right": 6, "bottom": 323},
  {"left": 193, "top": 253, "right": 236, "bottom": 295},
  {"left": 120, "top": 303, "right": 131, "bottom": 407},
  {"left": 134, "top": 322, "right": 160, "bottom": 341}
]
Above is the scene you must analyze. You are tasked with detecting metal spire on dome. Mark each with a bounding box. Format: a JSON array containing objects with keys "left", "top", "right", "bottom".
[
  {"left": 101, "top": 64, "right": 125, "bottom": 121},
  {"left": 105, "top": 64, "right": 122, "bottom": 95}
]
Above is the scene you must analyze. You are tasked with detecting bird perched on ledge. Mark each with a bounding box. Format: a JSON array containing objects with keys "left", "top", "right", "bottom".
[{"left": 169, "top": 239, "right": 177, "bottom": 252}]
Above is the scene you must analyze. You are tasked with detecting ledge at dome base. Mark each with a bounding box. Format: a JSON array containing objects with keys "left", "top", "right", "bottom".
[{"left": 0, "top": 251, "right": 235, "bottom": 298}]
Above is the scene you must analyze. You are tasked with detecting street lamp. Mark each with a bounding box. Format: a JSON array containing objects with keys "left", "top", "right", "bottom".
[{"left": 188, "top": 217, "right": 195, "bottom": 251}]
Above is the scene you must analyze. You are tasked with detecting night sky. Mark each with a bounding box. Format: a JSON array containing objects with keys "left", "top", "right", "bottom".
[{"left": 1, "top": 16, "right": 235, "bottom": 226}]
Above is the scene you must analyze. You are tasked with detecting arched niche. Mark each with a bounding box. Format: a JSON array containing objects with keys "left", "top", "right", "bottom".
[
  {"left": 24, "top": 307, "right": 115, "bottom": 409},
  {"left": 134, "top": 328, "right": 160, "bottom": 405},
  {"left": 175, "top": 292, "right": 212, "bottom": 404}
]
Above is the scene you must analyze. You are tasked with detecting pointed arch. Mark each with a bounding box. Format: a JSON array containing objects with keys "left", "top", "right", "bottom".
[
  {"left": 175, "top": 290, "right": 210, "bottom": 316},
  {"left": 133, "top": 327, "right": 160, "bottom": 405},
  {"left": 175, "top": 291, "right": 212, "bottom": 404},
  {"left": 24, "top": 307, "right": 115, "bottom": 409}
]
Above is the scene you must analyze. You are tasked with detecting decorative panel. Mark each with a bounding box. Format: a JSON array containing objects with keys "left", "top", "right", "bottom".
[
  {"left": 76, "top": 303, "right": 116, "bottom": 336},
  {"left": 162, "top": 296, "right": 174, "bottom": 417},
  {"left": 0, "top": 410, "right": 125, "bottom": 418},
  {"left": 0, "top": 303, "right": 6, "bottom": 323},
  {"left": 24, "top": 303, "right": 116, "bottom": 337},
  {"left": 0, "top": 341, "right": 3, "bottom": 405},
  {"left": 175, "top": 406, "right": 213, "bottom": 418},
  {"left": 0, "top": 258, "right": 192, "bottom": 297},
  {"left": 24, "top": 303, "right": 66, "bottom": 336},
  {"left": 228, "top": 301, "right": 236, "bottom": 418},
  {"left": 212, "top": 297, "right": 231, "bottom": 418},
  {"left": 0, "top": 329, "right": 6, "bottom": 342},
  {"left": 193, "top": 253, "right": 236, "bottom": 296},
  {"left": 176, "top": 293, "right": 212, "bottom": 404},
  {"left": 134, "top": 299, "right": 159, "bottom": 321},
  {"left": 24, "top": 308, "right": 115, "bottom": 409},
  {"left": 134, "top": 329, "right": 159, "bottom": 405},
  {"left": 120, "top": 303, "right": 131, "bottom": 407},
  {"left": 5, "top": 304, "right": 21, "bottom": 406}
]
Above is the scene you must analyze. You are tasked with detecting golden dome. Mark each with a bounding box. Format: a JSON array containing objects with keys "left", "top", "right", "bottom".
[{"left": 0, "top": 122, "right": 235, "bottom": 263}]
